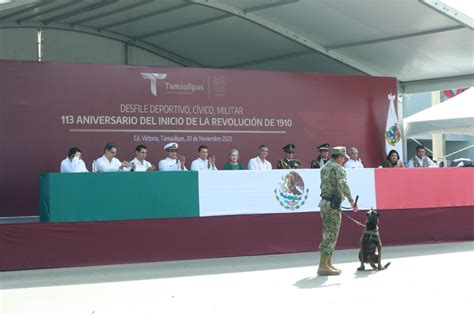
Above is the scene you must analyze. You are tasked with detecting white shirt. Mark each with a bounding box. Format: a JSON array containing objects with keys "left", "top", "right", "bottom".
[
  {"left": 248, "top": 156, "right": 272, "bottom": 170},
  {"left": 95, "top": 155, "right": 128, "bottom": 172},
  {"left": 158, "top": 157, "right": 187, "bottom": 171},
  {"left": 60, "top": 156, "right": 89, "bottom": 173},
  {"left": 407, "top": 156, "right": 438, "bottom": 168},
  {"left": 191, "top": 158, "right": 217, "bottom": 171},
  {"left": 129, "top": 157, "right": 152, "bottom": 172},
  {"left": 344, "top": 159, "right": 364, "bottom": 169}
]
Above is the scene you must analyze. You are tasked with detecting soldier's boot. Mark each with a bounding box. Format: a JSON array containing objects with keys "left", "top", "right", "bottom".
[
  {"left": 317, "top": 255, "right": 341, "bottom": 276},
  {"left": 327, "top": 256, "right": 341, "bottom": 273}
]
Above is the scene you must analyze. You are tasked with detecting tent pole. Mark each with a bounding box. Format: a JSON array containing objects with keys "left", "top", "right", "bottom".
[
  {"left": 431, "top": 91, "right": 445, "bottom": 162},
  {"left": 398, "top": 83, "right": 407, "bottom": 163}
]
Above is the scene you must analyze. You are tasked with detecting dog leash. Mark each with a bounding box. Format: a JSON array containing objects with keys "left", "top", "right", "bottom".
[
  {"left": 340, "top": 195, "right": 366, "bottom": 228},
  {"left": 340, "top": 211, "right": 366, "bottom": 228}
]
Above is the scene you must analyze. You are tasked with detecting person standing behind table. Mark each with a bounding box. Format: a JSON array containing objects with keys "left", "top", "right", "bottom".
[
  {"left": 277, "top": 144, "right": 302, "bottom": 169},
  {"left": 158, "top": 142, "right": 187, "bottom": 171},
  {"left": 190, "top": 145, "right": 218, "bottom": 171},
  {"left": 344, "top": 147, "right": 364, "bottom": 169},
  {"left": 407, "top": 145, "right": 439, "bottom": 168},
  {"left": 311, "top": 143, "right": 330, "bottom": 169},
  {"left": 95, "top": 143, "right": 130, "bottom": 172},
  {"left": 223, "top": 149, "right": 245, "bottom": 170},
  {"left": 317, "top": 146, "right": 358, "bottom": 276},
  {"left": 382, "top": 150, "right": 405, "bottom": 168},
  {"left": 248, "top": 145, "right": 272, "bottom": 170},
  {"left": 129, "top": 144, "right": 156, "bottom": 172},
  {"left": 60, "top": 147, "right": 89, "bottom": 173}
]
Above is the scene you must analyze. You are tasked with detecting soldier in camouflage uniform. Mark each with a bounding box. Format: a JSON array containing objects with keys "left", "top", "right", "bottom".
[
  {"left": 277, "top": 144, "right": 302, "bottom": 169},
  {"left": 317, "top": 146, "right": 358, "bottom": 276}
]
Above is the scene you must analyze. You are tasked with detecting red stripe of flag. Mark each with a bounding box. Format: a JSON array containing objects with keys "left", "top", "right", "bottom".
[{"left": 374, "top": 168, "right": 474, "bottom": 209}]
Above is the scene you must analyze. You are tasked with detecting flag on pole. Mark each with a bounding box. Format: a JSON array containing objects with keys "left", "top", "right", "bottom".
[{"left": 384, "top": 94, "right": 403, "bottom": 157}]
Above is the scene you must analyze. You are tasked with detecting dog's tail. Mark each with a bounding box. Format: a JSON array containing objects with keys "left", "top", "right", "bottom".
[{"left": 383, "top": 262, "right": 391, "bottom": 270}]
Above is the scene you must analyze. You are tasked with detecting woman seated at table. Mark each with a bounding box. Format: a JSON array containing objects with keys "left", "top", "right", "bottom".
[
  {"left": 382, "top": 149, "right": 405, "bottom": 168},
  {"left": 223, "top": 149, "right": 245, "bottom": 170}
]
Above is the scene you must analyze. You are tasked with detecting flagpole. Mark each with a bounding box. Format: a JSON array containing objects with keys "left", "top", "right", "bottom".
[{"left": 398, "top": 85, "right": 408, "bottom": 163}]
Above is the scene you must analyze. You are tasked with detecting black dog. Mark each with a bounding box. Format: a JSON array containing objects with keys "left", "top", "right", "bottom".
[{"left": 357, "top": 209, "right": 391, "bottom": 271}]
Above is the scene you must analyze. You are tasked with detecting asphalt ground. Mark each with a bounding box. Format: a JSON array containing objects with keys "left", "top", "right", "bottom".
[{"left": 1, "top": 241, "right": 472, "bottom": 315}]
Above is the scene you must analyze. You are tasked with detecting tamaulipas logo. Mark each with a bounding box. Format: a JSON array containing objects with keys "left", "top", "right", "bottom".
[
  {"left": 141, "top": 72, "right": 205, "bottom": 96},
  {"left": 385, "top": 123, "right": 401, "bottom": 146},
  {"left": 274, "top": 171, "right": 309, "bottom": 210},
  {"left": 140, "top": 72, "right": 167, "bottom": 96}
]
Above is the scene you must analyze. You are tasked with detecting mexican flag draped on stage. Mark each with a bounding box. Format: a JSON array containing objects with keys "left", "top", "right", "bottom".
[{"left": 384, "top": 94, "right": 403, "bottom": 157}]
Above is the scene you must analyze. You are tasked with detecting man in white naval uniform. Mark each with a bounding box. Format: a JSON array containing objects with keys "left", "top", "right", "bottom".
[
  {"left": 129, "top": 144, "right": 155, "bottom": 172},
  {"left": 190, "top": 145, "right": 217, "bottom": 171},
  {"left": 158, "top": 142, "right": 187, "bottom": 171},
  {"left": 95, "top": 143, "right": 130, "bottom": 172},
  {"left": 344, "top": 147, "right": 364, "bottom": 169},
  {"left": 248, "top": 145, "right": 272, "bottom": 170},
  {"left": 60, "top": 147, "right": 89, "bottom": 173}
]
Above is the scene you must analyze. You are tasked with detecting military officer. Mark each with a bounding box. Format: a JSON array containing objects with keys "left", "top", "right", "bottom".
[
  {"left": 158, "top": 142, "right": 187, "bottom": 171},
  {"left": 311, "top": 143, "right": 330, "bottom": 169},
  {"left": 277, "top": 144, "right": 302, "bottom": 169},
  {"left": 317, "top": 146, "right": 358, "bottom": 276}
]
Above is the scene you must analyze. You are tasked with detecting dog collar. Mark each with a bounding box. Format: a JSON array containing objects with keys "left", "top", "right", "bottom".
[{"left": 364, "top": 229, "right": 379, "bottom": 236}]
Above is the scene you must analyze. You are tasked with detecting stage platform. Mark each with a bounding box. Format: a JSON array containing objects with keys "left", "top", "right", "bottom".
[
  {"left": 0, "top": 206, "right": 472, "bottom": 271},
  {"left": 0, "top": 216, "right": 39, "bottom": 224}
]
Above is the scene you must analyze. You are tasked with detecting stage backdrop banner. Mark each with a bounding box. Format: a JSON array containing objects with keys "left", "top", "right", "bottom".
[
  {"left": 0, "top": 60, "right": 396, "bottom": 216},
  {"left": 198, "top": 169, "right": 377, "bottom": 216}
]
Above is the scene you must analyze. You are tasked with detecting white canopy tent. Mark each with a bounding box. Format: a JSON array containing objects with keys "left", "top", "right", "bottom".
[
  {"left": 404, "top": 88, "right": 474, "bottom": 138},
  {"left": 0, "top": 0, "right": 473, "bottom": 92}
]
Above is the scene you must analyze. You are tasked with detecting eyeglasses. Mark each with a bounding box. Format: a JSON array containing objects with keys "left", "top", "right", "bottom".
[{"left": 109, "top": 150, "right": 117, "bottom": 154}]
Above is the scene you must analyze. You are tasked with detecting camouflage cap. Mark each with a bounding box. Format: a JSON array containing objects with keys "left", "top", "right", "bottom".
[{"left": 331, "top": 146, "right": 349, "bottom": 159}]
